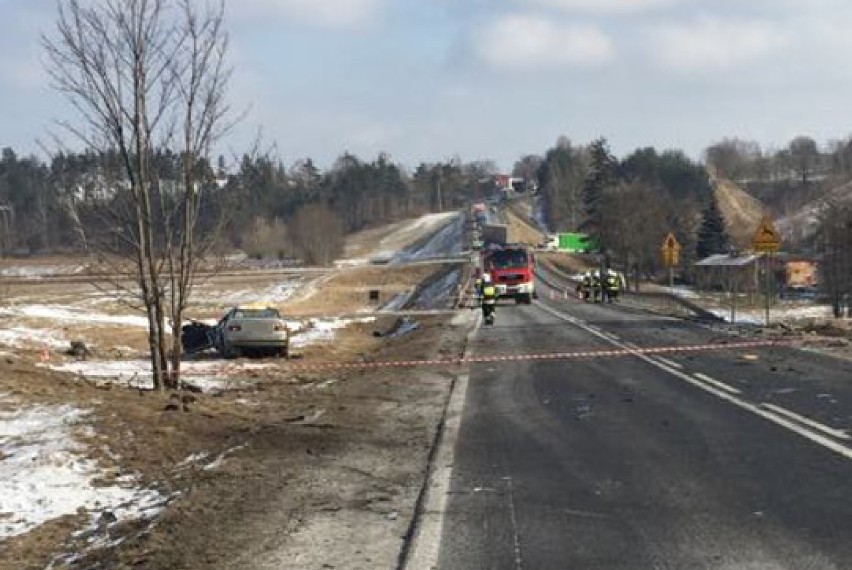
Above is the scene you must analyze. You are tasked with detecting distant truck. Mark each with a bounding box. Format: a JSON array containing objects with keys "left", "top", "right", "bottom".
[
  {"left": 544, "top": 232, "right": 598, "bottom": 253},
  {"left": 482, "top": 223, "right": 508, "bottom": 246},
  {"left": 482, "top": 245, "right": 535, "bottom": 304}
]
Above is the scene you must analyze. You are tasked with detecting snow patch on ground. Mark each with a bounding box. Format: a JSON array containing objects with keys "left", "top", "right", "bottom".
[
  {"left": 340, "top": 211, "right": 459, "bottom": 265},
  {"left": 0, "top": 265, "right": 86, "bottom": 279},
  {"left": 0, "top": 398, "right": 165, "bottom": 539},
  {"left": 392, "top": 214, "right": 463, "bottom": 263},
  {"left": 0, "top": 326, "right": 68, "bottom": 350},
  {"left": 290, "top": 317, "right": 376, "bottom": 348},
  {"left": 1, "top": 305, "right": 150, "bottom": 328},
  {"left": 709, "top": 304, "right": 835, "bottom": 324},
  {"left": 407, "top": 268, "right": 461, "bottom": 310},
  {"left": 659, "top": 286, "right": 700, "bottom": 299},
  {"left": 44, "top": 317, "right": 376, "bottom": 389}
]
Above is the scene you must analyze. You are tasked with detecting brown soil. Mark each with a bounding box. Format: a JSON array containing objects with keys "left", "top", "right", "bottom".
[
  {"left": 1, "top": 312, "right": 473, "bottom": 570},
  {"left": 537, "top": 252, "right": 595, "bottom": 276},
  {"left": 504, "top": 208, "right": 545, "bottom": 247},
  {"left": 283, "top": 263, "right": 455, "bottom": 315},
  {"left": 712, "top": 175, "right": 766, "bottom": 249}
]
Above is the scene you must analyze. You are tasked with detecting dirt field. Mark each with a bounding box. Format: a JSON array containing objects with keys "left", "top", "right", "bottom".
[{"left": 505, "top": 206, "right": 545, "bottom": 247}]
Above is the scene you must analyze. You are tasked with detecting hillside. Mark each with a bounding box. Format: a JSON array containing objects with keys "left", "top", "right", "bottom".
[
  {"left": 776, "top": 179, "right": 852, "bottom": 243},
  {"left": 712, "top": 175, "right": 767, "bottom": 249}
]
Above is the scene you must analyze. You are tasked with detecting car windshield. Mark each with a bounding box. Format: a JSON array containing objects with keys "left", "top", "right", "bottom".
[
  {"left": 234, "top": 308, "right": 280, "bottom": 319},
  {"left": 488, "top": 249, "right": 528, "bottom": 269}
]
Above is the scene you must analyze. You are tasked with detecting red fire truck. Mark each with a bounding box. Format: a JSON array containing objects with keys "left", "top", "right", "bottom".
[{"left": 482, "top": 245, "right": 536, "bottom": 304}]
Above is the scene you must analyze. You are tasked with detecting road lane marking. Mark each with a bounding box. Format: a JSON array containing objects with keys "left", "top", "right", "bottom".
[
  {"left": 761, "top": 403, "right": 850, "bottom": 441},
  {"left": 693, "top": 372, "right": 742, "bottom": 395},
  {"left": 655, "top": 356, "right": 683, "bottom": 369},
  {"left": 504, "top": 476, "right": 525, "bottom": 570},
  {"left": 534, "top": 300, "right": 852, "bottom": 462},
  {"left": 401, "top": 373, "right": 470, "bottom": 570}
]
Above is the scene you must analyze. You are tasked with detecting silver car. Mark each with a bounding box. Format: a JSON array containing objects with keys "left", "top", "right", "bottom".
[{"left": 214, "top": 305, "right": 290, "bottom": 358}]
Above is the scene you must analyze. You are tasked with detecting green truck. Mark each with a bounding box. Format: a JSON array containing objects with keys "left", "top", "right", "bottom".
[{"left": 545, "top": 232, "right": 598, "bottom": 253}]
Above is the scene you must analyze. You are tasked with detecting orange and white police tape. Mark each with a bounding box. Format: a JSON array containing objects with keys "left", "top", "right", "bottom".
[{"left": 257, "top": 338, "right": 791, "bottom": 373}]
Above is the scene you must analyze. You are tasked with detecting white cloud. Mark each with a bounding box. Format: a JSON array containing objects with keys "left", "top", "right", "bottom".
[
  {"left": 474, "top": 14, "right": 615, "bottom": 69},
  {"left": 529, "top": 0, "right": 677, "bottom": 13},
  {"left": 649, "top": 17, "right": 787, "bottom": 72},
  {"left": 230, "top": 0, "right": 385, "bottom": 29}
]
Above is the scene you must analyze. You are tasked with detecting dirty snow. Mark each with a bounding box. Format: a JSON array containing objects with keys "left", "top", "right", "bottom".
[
  {"left": 0, "top": 265, "right": 86, "bottom": 279},
  {"left": 1, "top": 304, "right": 150, "bottom": 328},
  {"left": 290, "top": 317, "right": 376, "bottom": 348},
  {"left": 0, "top": 398, "right": 165, "bottom": 538},
  {"left": 341, "top": 211, "right": 459, "bottom": 265},
  {"left": 709, "top": 304, "right": 835, "bottom": 324},
  {"left": 0, "top": 325, "right": 68, "bottom": 350},
  {"left": 405, "top": 268, "right": 461, "bottom": 310},
  {"left": 392, "top": 214, "right": 463, "bottom": 263}
]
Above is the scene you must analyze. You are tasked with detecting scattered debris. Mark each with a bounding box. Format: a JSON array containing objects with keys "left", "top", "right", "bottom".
[{"left": 373, "top": 316, "right": 420, "bottom": 339}]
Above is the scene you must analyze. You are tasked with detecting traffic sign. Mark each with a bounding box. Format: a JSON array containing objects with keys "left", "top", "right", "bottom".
[
  {"left": 752, "top": 216, "right": 781, "bottom": 253},
  {"left": 661, "top": 232, "right": 681, "bottom": 267}
]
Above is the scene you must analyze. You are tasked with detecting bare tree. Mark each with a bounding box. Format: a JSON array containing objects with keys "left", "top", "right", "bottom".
[
  {"left": 291, "top": 204, "right": 344, "bottom": 266},
  {"left": 43, "top": 0, "right": 233, "bottom": 389},
  {"left": 818, "top": 201, "right": 852, "bottom": 318}
]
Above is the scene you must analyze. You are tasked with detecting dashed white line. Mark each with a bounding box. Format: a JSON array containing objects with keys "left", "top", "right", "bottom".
[
  {"left": 761, "top": 403, "right": 851, "bottom": 441},
  {"left": 693, "top": 372, "right": 742, "bottom": 395},
  {"left": 534, "top": 300, "right": 852, "bottom": 462}
]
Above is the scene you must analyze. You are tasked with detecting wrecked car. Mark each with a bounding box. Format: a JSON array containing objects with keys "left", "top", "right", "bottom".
[{"left": 181, "top": 304, "right": 290, "bottom": 359}]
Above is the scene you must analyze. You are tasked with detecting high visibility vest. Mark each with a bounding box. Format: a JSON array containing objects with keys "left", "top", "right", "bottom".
[
  {"left": 606, "top": 275, "right": 619, "bottom": 290},
  {"left": 482, "top": 285, "right": 497, "bottom": 303}
]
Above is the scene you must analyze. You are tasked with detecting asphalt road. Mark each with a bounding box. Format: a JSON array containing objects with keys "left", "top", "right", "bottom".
[{"left": 436, "top": 281, "right": 852, "bottom": 569}]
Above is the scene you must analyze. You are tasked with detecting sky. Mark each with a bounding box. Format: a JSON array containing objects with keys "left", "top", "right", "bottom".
[{"left": 2, "top": 0, "right": 852, "bottom": 170}]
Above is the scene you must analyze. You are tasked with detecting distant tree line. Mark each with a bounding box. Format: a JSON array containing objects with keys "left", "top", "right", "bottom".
[
  {"left": 518, "top": 137, "right": 720, "bottom": 282},
  {"left": 0, "top": 147, "right": 497, "bottom": 265},
  {"left": 704, "top": 135, "right": 852, "bottom": 222}
]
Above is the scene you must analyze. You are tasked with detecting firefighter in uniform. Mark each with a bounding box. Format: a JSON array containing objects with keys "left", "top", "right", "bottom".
[
  {"left": 604, "top": 269, "right": 621, "bottom": 303},
  {"left": 591, "top": 270, "right": 602, "bottom": 303},
  {"left": 575, "top": 271, "right": 592, "bottom": 301},
  {"left": 481, "top": 273, "right": 497, "bottom": 324}
]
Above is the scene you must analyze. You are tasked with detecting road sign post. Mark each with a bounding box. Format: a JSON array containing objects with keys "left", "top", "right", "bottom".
[
  {"left": 751, "top": 217, "right": 781, "bottom": 326},
  {"left": 660, "top": 232, "right": 682, "bottom": 296}
]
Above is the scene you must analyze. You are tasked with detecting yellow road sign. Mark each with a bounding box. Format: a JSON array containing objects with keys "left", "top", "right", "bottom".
[
  {"left": 661, "top": 232, "right": 681, "bottom": 267},
  {"left": 752, "top": 216, "right": 781, "bottom": 253}
]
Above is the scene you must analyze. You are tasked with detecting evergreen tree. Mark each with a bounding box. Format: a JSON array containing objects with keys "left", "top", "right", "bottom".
[
  {"left": 581, "top": 137, "right": 617, "bottom": 251},
  {"left": 696, "top": 196, "right": 730, "bottom": 259}
]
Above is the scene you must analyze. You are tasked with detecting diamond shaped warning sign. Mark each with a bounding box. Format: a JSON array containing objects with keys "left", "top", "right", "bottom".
[{"left": 752, "top": 217, "right": 781, "bottom": 253}]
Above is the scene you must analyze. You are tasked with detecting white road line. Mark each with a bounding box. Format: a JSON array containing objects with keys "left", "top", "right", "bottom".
[
  {"left": 693, "top": 372, "right": 742, "bottom": 395},
  {"left": 655, "top": 356, "right": 683, "bottom": 369},
  {"left": 761, "top": 403, "right": 851, "bottom": 441},
  {"left": 534, "top": 300, "right": 852, "bottom": 462},
  {"left": 403, "top": 373, "right": 469, "bottom": 570},
  {"left": 624, "top": 342, "right": 640, "bottom": 350}
]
